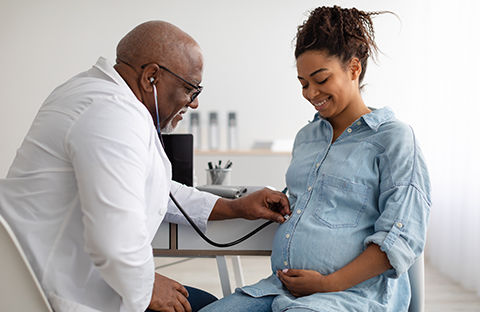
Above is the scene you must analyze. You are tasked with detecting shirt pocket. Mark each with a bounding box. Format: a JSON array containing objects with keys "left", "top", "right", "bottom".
[{"left": 314, "top": 174, "right": 370, "bottom": 228}]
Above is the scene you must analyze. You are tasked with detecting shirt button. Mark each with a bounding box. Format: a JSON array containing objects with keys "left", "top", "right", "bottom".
[
  {"left": 286, "top": 234, "right": 290, "bottom": 239},
  {"left": 356, "top": 121, "right": 362, "bottom": 126},
  {"left": 284, "top": 261, "right": 288, "bottom": 266},
  {"left": 316, "top": 163, "right": 320, "bottom": 167},
  {"left": 308, "top": 186, "right": 312, "bottom": 191},
  {"left": 347, "top": 128, "right": 352, "bottom": 133},
  {"left": 396, "top": 222, "right": 403, "bottom": 229},
  {"left": 297, "top": 209, "right": 302, "bottom": 214}
]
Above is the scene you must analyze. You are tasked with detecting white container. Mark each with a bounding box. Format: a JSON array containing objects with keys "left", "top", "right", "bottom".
[
  {"left": 208, "top": 112, "right": 219, "bottom": 150},
  {"left": 227, "top": 112, "right": 238, "bottom": 150}
]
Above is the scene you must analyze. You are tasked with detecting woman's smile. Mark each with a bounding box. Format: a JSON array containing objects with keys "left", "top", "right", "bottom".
[{"left": 312, "top": 96, "right": 331, "bottom": 111}]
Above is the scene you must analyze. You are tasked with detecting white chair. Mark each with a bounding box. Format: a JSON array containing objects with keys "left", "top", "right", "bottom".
[
  {"left": 408, "top": 252, "right": 425, "bottom": 312},
  {"left": 0, "top": 214, "right": 53, "bottom": 311}
]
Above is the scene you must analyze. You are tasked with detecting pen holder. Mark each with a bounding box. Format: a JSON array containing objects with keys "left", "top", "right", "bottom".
[{"left": 206, "top": 168, "right": 232, "bottom": 185}]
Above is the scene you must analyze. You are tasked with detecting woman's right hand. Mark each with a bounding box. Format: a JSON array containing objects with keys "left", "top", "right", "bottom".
[{"left": 276, "top": 268, "right": 331, "bottom": 297}]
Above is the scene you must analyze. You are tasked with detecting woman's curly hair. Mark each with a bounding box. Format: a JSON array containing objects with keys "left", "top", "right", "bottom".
[{"left": 295, "top": 6, "right": 390, "bottom": 85}]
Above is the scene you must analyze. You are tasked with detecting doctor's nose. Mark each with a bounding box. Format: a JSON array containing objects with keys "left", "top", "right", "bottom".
[{"left": 189, "top": 97, "right": 199, "bottom": 109}]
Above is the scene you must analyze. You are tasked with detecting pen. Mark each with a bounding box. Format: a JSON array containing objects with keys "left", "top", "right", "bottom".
[{"left": 207, "top": 162, "right": 215, "bottom": 182}]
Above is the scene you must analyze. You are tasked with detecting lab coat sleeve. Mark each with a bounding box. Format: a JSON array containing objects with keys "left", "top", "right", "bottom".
[
  {"left": 164, "top": 181, "right": 219, "bottom": 233},
  {"left": 66, "top": 97, "right": 155, "bottom": 312},
  {"left": 364, "top": 125, "right": 431, "bottom": 279}
]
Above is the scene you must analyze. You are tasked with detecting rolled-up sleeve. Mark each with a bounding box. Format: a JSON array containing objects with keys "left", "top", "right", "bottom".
[
  {"left": 364, "top": 127, "right": 431, "bottom": 279},
  {"left": 365, "top": 184, "right": 430, "bottom": 278}
]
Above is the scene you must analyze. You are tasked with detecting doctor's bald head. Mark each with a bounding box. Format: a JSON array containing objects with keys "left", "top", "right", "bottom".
[{"left": 116, "top": 20, "right": 202, "bottom": 71}]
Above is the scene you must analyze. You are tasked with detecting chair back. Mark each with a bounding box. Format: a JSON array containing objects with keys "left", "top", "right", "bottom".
[
  {"left": 408, "top": 252, "right": 425, "bottom": 312},
  {"left": 0, "top": 214, "right": 53, "bottom": 311}
]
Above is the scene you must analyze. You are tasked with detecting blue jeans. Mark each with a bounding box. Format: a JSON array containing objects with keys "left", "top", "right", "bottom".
[
  {"left": 146, "top": 286, "right": 218, "bottom": 312},
  {"left": 198, "top": 290, "right": 274, "bottom": 312},
  {"left": 199, "top": 290, "right": 318, "bottom": 312}
]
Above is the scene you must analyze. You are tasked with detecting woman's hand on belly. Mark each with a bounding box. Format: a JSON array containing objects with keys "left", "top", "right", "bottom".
[
  {"left": 276, "top": 268, "right": 331, "bottom": 297},
  {"left": 277, "top": 244, "right": 392, "bottom": 297}
]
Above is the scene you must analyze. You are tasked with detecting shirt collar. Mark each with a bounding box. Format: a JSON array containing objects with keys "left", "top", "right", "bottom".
[
  {"left": 361, "top": 106, "right": 395, "bottom": 132},
  {"left": 89, "top": 57, "right": 132, "bottom": 91},
  {"left": 312, "top": 106, "right": 395, "bottom": 132}
]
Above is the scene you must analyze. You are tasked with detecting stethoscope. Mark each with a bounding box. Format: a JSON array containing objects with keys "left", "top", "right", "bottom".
[{"left": 151, "top": 80, "right": 280, "bottom": 248}]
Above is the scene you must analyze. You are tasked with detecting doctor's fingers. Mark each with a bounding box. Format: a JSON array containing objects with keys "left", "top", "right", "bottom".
[
  {"left": 250, "top": 188, "right": 290, "bottom": 222},
  {"left": 262, "top": 208, "right": 289, "bottom": 224},
  {"left": 268, "top": 199, "right": 291, "bottom": 217},
  {"left": 264, "top": 189, "right": 290, "bottom": 215},
  {"left": 173, "top": 282, "right": 189, "bottom": 298},
  {"left": 175, "top": 292, "right": 192, "bottom": 312}
]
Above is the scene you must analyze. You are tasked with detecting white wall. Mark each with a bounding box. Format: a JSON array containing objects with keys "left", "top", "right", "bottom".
[
  {"left": 1, "top": 0, "right": 480, "bottom": 294},
  {"left": 0, "top": 0, "right": 436, "bottom": 176}
]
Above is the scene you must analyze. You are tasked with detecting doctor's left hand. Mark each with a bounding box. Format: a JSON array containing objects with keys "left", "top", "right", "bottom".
[
  {"left": 148, "top": 273, "right": 191, "bottom": 312},
  {"left": 209, "top": 187, "right": 290, "bottom": 223}
]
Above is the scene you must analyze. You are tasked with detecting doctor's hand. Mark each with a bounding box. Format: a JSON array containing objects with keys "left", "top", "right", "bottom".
[
  {"left": 148, "top": 273, "right": 191, "bottom": 312},
  {"left": 209, "top": 188, "right": 290, "bottom": 223}
]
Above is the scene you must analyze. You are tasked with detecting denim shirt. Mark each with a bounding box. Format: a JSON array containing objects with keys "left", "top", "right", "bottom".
[{"left": 240, "top": 107, "right": 431, "bottom": 312}]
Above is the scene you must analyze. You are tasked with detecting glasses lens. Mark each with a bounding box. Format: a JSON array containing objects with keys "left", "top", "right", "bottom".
[{"left": 191, "top": 89, "right": 201, "bottom": 103}]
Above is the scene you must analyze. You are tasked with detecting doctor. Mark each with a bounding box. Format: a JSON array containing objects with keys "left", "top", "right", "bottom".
[{"left": 0, "top": 21, "right": 290, "bottom": 312}]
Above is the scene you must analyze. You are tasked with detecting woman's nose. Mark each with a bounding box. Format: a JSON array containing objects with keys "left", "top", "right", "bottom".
[{"left": 306, "top": 86, "right": 320, "bottom": 101}]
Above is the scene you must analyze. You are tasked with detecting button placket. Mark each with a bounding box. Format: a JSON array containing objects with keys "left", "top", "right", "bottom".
[{"left": 284, "top": 138, "right": 329, "bottom": 270}]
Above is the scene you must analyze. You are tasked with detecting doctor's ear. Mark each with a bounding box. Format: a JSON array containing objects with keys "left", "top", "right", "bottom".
[{"left": 139, "top": 64, "right": 158, "bottom": 92}]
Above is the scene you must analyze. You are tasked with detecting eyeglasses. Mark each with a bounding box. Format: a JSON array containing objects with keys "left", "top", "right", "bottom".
[{"left": 141, "top": 63, "right": 203, "bottom": 103}]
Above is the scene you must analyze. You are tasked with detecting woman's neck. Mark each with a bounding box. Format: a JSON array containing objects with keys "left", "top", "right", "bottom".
[{"left": 327, "top": 99, "right": 371, "bottom": 142}]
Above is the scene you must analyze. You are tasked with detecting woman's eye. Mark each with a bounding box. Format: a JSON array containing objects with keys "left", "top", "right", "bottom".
[
  {"left": 317, "top": 78, "right": 328, "bottom": 85},
  {"left": 300, "top": 83, "right": 308, "bottom": 89}
]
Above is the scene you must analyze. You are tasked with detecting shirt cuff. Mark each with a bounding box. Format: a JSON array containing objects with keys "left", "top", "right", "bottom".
[
  {"left": 364, "top": 218, "right": 415, "bottom": 278},
  {"left": 166, "top": 183, "right": 219, "bottom": 233}
]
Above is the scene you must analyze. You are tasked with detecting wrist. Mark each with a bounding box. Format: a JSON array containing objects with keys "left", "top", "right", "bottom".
[
  {"left": 209, "top": 198, "right": 239, "bottom": 220},
  {"left": 322, "top": 272, "right": 344, "bottom": 292}
]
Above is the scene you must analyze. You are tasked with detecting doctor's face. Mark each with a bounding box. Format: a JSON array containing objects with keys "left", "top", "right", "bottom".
[{"left": 156, "top": 48, "right": 203, "bottom": 133}]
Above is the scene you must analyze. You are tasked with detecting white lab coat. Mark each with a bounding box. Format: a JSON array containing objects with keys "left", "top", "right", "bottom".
[{"left": 0, "top": 57, "right": 218, "bottom": 312}]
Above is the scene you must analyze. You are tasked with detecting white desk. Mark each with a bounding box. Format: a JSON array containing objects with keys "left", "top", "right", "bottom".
[{"left": 152, "top": 220, "right": 278, "bottom": 296}]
